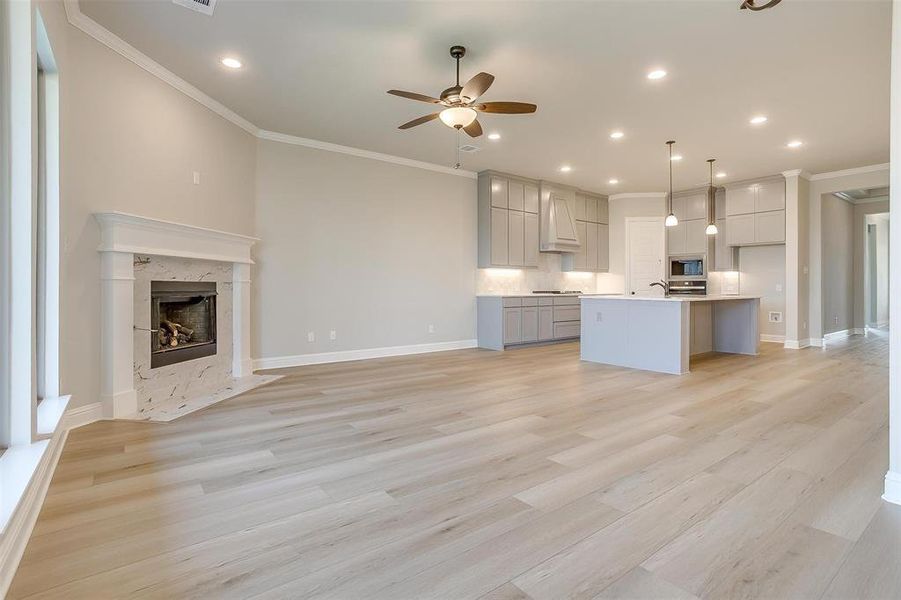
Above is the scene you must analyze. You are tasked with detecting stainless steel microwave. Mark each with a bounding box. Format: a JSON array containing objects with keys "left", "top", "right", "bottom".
[{"left": 669, "top": 256, "right": 705, "bottom": 280}]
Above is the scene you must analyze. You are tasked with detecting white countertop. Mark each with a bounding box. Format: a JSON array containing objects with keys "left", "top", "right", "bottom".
[
  {"left": 580, "top": 294, "right": 761, "bottom": 302},
  {"left": 476, "top": 293, "right": 597, "bottom": 298}
]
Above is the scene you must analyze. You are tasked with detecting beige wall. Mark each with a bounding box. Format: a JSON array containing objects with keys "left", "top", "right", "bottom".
[
  {"left": 607, "top": 194, "right": 666, "bottom": 294},
  {"left": 252, "top": 139, "right": 477, "bottom": 360},
  {"left": 739, "top": 245, "right": 786, "bottom": 339},
  {"left": 822, "top": 193, "right": 854, "bottom": 334},
  {"left": 38, "top": 0, "right": 257, "bottom": 408}
]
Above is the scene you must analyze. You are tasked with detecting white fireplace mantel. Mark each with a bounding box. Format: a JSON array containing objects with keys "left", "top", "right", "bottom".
[{"left": 94, "top": 212, "right": 259, "bottom": 418}]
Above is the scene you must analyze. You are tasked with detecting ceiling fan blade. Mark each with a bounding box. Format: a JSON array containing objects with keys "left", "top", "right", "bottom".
[
  {"left": 475, "top": 102, "right": 538, "bottom": 114},
  {"left": 387, "top": 90, "right": 441, "bottom": 104},
  {"left": 463, "top": 119, "right": 483, "bottom": 138},
  {"left": 460, "top": 72, "right": 495, "bottom": 103},
  {"left": 398, "top": 113, "right": 440, "bottom": 129}
]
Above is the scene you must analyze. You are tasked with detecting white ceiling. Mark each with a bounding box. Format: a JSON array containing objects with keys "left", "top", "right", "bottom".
[{"left": 80, "top": 0, "right": 892, "bottom": 192}]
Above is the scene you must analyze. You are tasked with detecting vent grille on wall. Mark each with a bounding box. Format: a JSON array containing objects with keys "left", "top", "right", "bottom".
[
  {"left": 458, "top": 145, "right": 481, "bottom": 153},
  {"left": 172, "top": 0, "right": 216, "bottom": 16}
]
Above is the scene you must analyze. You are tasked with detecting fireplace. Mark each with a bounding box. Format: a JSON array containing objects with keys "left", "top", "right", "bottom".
[{"left": 151, "top": 281, "right": 217, "bottom": 368}]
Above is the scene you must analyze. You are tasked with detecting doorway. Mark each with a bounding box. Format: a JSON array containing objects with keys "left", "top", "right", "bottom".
[
  {"left": 625, "top": 217, "right": 665, "bottom": 296},
  {"left": 865, "top": 212, "right": 890, "bottom": 329}
]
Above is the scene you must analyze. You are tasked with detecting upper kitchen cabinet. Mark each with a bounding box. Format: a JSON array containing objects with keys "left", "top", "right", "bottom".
[
  {"left": 724, "top": 176, "right": 785, "bottom": 246},
  {"left": 668, "top": 188, "right": 712, "bottom": 257},
  {"left": 562, "top": 192, "right": 609, "bottom": 272},
  {"left": 539, "top": 181, "right": 580, "bottom": 253},
  {"left": 478, "top": 172, "right": 540, "bottom": 268}
]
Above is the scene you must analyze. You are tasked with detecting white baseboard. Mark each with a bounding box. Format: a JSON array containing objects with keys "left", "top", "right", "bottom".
[
  {"left": 254, "top": 339, "right": 478, "bottom": 370},
  {"left": 884, "top": 471, "right": 901, "bottom": 505},
  {"left": 760, "top": 334, "right": 785, "bottom": 344},
  {"left": 61, "top": 402, "right": 103, "bottom": 430},
  {"left": 809, "top": 338, "right": 823, "bottom": 347},
  {"left": 852, "top": 328, "right": 866, "bottom": 335},
  {"left": 783, "top": 338, "right": 811, "bottom": 350},
  {"left": 0, "top": 427, "right": 69, "bottom": 598}
]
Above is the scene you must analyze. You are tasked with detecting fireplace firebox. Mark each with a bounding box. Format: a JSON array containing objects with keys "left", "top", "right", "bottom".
[{"left": 150, "top": 281, "right": 217, "bottom": 368}]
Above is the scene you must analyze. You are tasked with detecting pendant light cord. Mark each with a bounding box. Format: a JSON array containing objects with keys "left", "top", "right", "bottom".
[{"left": 666, "top": 141, "right": 675, "bottom": 214}]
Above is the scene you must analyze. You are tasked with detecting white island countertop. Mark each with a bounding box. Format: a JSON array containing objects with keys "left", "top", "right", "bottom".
[{"left": 580, "top": 294, "right": 761, "bottom": 303}]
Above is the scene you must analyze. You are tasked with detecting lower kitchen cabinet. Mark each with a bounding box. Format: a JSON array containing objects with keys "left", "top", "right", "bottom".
[{"left": 478, "top": 296, "right": 581, "bottom": 350}]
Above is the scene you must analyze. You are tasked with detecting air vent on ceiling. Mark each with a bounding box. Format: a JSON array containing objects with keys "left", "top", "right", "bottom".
[
  {"left": 172, "top": 0, "right": 216, "bottom": 16},
  {"left": 459, "top": 145, "right": 481, "bottom": 153}
]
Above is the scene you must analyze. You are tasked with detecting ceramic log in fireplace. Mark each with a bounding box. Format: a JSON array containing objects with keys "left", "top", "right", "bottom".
[{"left": 150, "top": 281, "right": 217, "bottom": 368}]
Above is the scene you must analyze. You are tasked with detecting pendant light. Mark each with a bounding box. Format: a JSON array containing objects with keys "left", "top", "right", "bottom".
[
  {"left": 665, "top": 140, "right": 678, "bottom": 227},
  {"left": 705, "top": 158, "right": 718, "bottom": 235}
]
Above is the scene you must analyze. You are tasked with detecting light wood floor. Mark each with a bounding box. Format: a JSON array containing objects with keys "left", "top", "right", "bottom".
[{"left": 9, "top": 331, "right": 898, "bottom": 599}]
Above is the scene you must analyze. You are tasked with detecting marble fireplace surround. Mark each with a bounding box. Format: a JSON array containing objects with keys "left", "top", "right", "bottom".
[{"left": 95, "top": 212, "right": 276, "bottom": 421}]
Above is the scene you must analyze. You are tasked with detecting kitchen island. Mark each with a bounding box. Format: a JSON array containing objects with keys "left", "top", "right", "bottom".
[{"left": 580, "top": 294, "right": 760, "bottom": 374}]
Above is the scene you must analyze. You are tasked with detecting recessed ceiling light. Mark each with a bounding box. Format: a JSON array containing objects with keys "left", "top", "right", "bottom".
[
  {"left": 608, "top": 178, "right": 619, "bottom": 185},
  {"left": 716, "top": 172, "right": 727, "bottom": 178},
  {"left": 610, "top": 131, "right": 625, "bottom": 139},
  {"left": 647, "top": 69, "right": 667, "bottom": 80},
  {"left": 750, "top": 115, "right": 768, "bottom": 125},
  {"left": 670, "top": 154, "right": 683, "bottom": 161},
  {"left": 487, "top": 132, "right": 501, "bottom": 140},
  {"left": 559, "top": 165, "right": 572, "bottom": 173},
  {"left": 221, "top": 57, "right": 243, "bottom": 69},
  {"left": 786, "top": 140, "right": 803, "bottom": 148}
]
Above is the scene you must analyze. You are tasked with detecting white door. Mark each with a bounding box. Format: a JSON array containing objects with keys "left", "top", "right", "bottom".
[{"left": 627, "top": 218, "right": 665, "bottom": 296}]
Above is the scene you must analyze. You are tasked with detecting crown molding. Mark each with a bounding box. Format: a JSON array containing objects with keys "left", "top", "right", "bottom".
[
  {"left": 609, "top": 192, "right": 667, "bottom": 200},
  {"left": 781, "top": 169, "right": 812, "bottom": 180},
  {"left": 258, "top": 130, "right": 477, "bottom": 179},
  {"left": 808, "top": 163, "right": 890, "bottom": 181},
  {"left": 63, "top": 0, "right": 475, "bottom": 180}
]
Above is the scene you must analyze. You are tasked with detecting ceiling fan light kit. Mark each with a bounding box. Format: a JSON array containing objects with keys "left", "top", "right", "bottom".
[{"left": 387, "top": 45, "right": 537, "bottom": 139}]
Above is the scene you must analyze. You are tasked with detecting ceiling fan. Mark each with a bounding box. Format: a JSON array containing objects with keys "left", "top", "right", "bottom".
[{"left": 387, "top": 45, "right": 537, "bottom": 138}]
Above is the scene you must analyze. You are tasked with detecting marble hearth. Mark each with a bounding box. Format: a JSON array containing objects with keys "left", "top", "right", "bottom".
[{"left": 95, "top": 212, "right": 279, "bottom": 421}]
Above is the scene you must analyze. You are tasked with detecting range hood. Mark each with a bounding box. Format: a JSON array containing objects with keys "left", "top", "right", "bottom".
[{"left": 539, "top": 181, "right": 580, "bottom": 253}]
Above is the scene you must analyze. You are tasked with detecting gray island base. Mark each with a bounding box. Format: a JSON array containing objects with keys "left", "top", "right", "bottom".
[{"left": 579, "top": 295, "right": 761, "bottom": 375}]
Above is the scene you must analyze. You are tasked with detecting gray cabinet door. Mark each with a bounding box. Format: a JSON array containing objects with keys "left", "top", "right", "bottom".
[
  {"left": 726, "top": 186, "right": 756, "bottom": 216},
  {"left": 586, "top": 196, "right": 598, "bottom": 223},
  {"left": 726, "top": 214, "right": 755, "bottom": 246},
  {"left": 524, "top": 212, "right": 539, "bottom": 267},
  {"left": 756, "top": 210, "right": 785, "bottom": 243},
  {"left": 667, "top": 221, "right": 686, "bottom": 255},
  {"left": 574, "top": 194, "right": 587, "bottom": 221},
  {"left": 490, "top": 177, "right": 508, "bottom": 208},
  {"left": 756, "top": 180, "right": 785, "bottom": 212},
  {"left": 714, "top": 218, "right": 730, "bottom": 270},
  {"left": 574, "top": 221, "right": 588, "bottom": 271},
  {"left": 490, "top": 207, "right": 508, "bottom": 265},
  {"left": 685, "top": 219, "right": 707, "bottom": 254},
  {"left": 597, "top": 197, "right": 609, "bottom": 224},
  {"left": 508, "top": 180, "right": 525, "bottom": 212},
  {"left": 508, "top": 210, "right": 525, "bottom": 266},
  {"left": 538, "top": 306, "right": 554, "bottom": 341},
  {"left": 503, "top": 308, "right": 522, "bottom": 345},
  {"left": 524, "top": 184, "right": 539, "bottom": 214},
  {"left": 586, "top": 222, "right": 599, "bottom": 271},
  {"left": 521, "top": 307, "right": 539, "bottom": 342},
  {"left": 683, "top": 193, "right": 707, "bottom": 221},
  {"left": 597, "top": 223, "right": 609, "bottom": 272}
]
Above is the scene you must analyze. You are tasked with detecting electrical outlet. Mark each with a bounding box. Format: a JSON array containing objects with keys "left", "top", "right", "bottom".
[
  {"left": 307, "top": 332, "right": 315, "bottom": 342},
  {"left": 596, "top": 312, "right": 603, "bottom": 322},
  {"left": 330, "top": 330, "right": 337, "bottom": 340},
  {"left": 768, "top": 311, "right": 783, "bottom": 323},
  {"left": 428, "top": 324, "right": 435, "bottom": 334},
  {"left": 834, "top": 316, "right": 839, "bottom": 324},
  {"left": 192, "top": 171, "right": 201, "bottom": 185}
]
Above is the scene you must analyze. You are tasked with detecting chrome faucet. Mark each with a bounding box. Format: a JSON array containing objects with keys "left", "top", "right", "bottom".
[{"left": 649, "top": 280, "right": 670, "bottom": 297}]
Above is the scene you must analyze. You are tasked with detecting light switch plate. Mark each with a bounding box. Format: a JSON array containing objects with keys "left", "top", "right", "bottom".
[
  {"left": 330, "top": 330, "right": 337, "bottom": 340},
  {"left": 192, "top": 171, "right": 200, "bottom": 185},
  {"left": 307, "top": 332, "right": 315, "bottom": 342}
]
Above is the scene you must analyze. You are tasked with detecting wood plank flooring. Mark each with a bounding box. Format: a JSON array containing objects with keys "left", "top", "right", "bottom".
[{"left": 8, "top": 330, "right": 896, "bottom": 599}]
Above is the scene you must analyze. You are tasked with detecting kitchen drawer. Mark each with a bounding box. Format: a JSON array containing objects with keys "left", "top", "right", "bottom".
[
  {"left": 554, "top": 321, "right": 581, "bottom": 339},
  {"left": 502, "top": 297, "right": 522, "bottom": 307},
  {"left": 538, "top": 297, "right": 554, "bottom": 306},
  {"left": 520, "top": 297, "right": 538, "bottom": 307},
  {"left": 553, "top": 306, "right": 581, "bottom": 322},
  {"left": 553, "top": 296, "right": 580, "bottom": 306}
]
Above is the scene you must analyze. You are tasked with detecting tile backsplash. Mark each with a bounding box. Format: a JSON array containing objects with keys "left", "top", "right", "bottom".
[{"left": 476, "top": 253, "right": 618, "bottom": 295}]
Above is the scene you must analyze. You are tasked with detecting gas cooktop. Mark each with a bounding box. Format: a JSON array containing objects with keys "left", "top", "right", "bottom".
[{"left": 531, "top": 290, "right": 582, "bottom": 295}]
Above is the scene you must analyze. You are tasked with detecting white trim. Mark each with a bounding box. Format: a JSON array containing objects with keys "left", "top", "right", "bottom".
[
  {"left": 781, "top": 169, "right": 812, "bottom": 180},
  {"left": 823, "top": 328, "right": 852, "bottom": 340},
  {"left": 760, "top": 334, "right": 785, "bottom": 343},
  {"left": 809, "top": 163, "right": 890, "bottom": 181},
  {"left": 94, "top": 212, "right": 258, "bottom": 265},
  {"left": 809, "top": 338, "right": 823, "bottom": 347},
  {"left": 784, "top": 338, "right": 811, "bottom": 350},
  {"left": 62, "top": 1, "right": 257, "bottom": 135},
  {"left": 253, "top": 339, "right": 478, "bottom": 371},
  {"left": 0, "top": 428, "right": 68, "bottom": 598},
  {"left": 60, "top": 402, "right": 103, "bottom": 430},
  {"left": 258, "top": 130, "right": 477, "bottom": 179},
  {"left": 608, "top": 192, "right": 667, "bottom": 200},
  {"left": 884, "top": 470, "right": 901, "bottom": 505}
]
